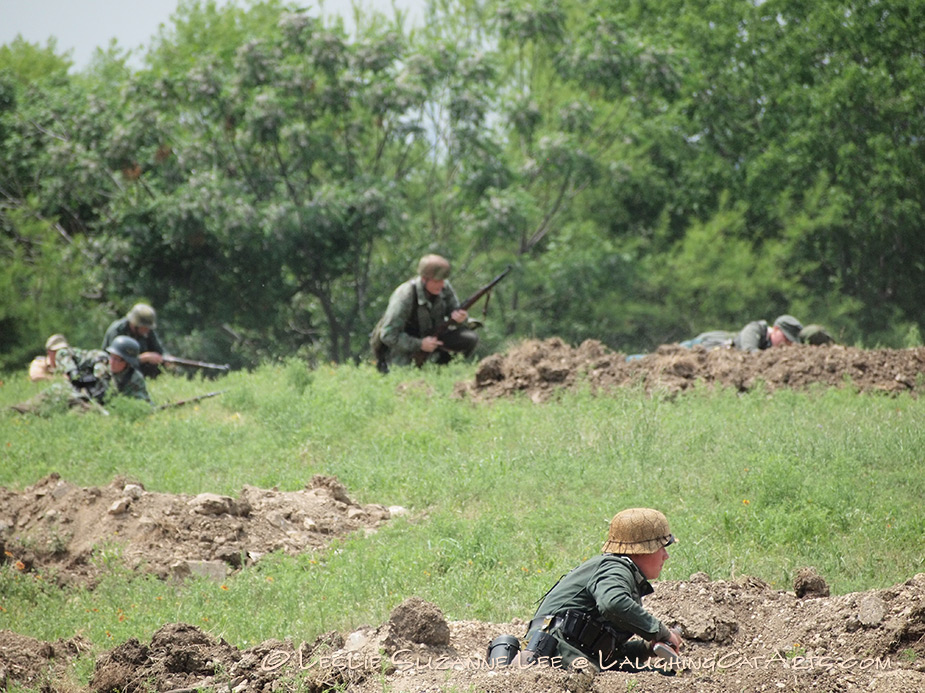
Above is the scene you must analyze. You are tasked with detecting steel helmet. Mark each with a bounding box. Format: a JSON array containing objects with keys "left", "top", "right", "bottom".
[
  {"left": 45, "top": 334, "right": 69, "bottom": 352},
  {"left": 601, "top": 508, "right": 676, "bottom": 554},
  {"left": 128, "top": 303, "right": 157, "bottom": 328},
  {"left": 106, "top": 335, "right": 141, "bottom": 369},
  {"left": 417, "top": 254, "right": 451, "bottom": 280}
]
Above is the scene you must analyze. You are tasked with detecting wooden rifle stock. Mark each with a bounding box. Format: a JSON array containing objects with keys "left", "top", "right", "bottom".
[
  {"left": 162, "top": 355, "right": 231, "bottom": 372},
  {"left": 412, "top": 265, "right": 512, "bottom": 367}
]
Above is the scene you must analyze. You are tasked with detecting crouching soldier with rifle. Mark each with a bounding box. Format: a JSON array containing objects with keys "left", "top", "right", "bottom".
[
  {"left": 102, "top": 303, "right": 167, "bottom": 379},
  {"left": 493, "top": 508, "right": 683, "bottom": 673},
  {"left": 370, "top": 255, "right": 510, "bottom": 374}
]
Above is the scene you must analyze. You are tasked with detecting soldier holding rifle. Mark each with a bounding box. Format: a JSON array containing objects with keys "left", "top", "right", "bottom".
[
  {"left": 102, "top": 303, "right": 168, "bottom": 379},
  {"left": 102, "top": 303, "right": 230, "bottom": 377},
  {"left": 371, "top": 255, "right": 486, "bottom": 373}
]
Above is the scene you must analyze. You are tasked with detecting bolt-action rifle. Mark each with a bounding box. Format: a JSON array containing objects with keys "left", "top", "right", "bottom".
[
  {"left": 412, "top": 265, "right": 512, "bottom": 367},
  {"left": 162, "top": 355, "right": 231, "bottom": 373},
  {"left": 156, "top": 390, "right": 227, "bottom": 411}
]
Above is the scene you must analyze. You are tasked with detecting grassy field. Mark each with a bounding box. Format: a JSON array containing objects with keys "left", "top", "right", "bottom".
[{"left": 1, "top": 360, "right": 924, "bottom": 661}]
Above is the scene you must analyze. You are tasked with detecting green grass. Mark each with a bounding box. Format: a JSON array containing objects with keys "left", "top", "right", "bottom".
[{"left": 2, "top": 360, "right": 924, "bottom": 662}]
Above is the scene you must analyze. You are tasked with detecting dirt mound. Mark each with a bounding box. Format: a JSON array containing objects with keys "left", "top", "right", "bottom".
[
  {"left": 0, "top": 474, "right": 403, "bottom": 586},
  {"left": 0, "top": 631, "right": 90, "bottom": 691},
  {"left": 6, "top": 574, "right": 924, "bottom": 692},
  {"left": 456, "top": 338, "right": 925, "bottom": 402}
]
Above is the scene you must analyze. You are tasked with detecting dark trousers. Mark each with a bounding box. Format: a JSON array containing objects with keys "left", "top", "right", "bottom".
[{"left": 434, "top": 328, "right": 479, "bottom": 363}]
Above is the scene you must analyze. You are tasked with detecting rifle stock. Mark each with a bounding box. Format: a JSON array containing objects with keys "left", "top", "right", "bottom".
[
  {"left": 162, "top": 355, "right": 231, "bottom": 372},
  {"left": 412, "top": 265, "right": 512, "bottom": 367}
]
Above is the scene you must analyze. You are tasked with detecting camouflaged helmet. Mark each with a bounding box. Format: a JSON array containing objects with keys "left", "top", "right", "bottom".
[
  {"left": 45, "top": 334, "right": 69, "bottom": 352},
  {"left": 602, "top": 508, "right": 676, "bottom": 554},
  {"left": 127, "top": 303, "right": 157, "bottom": 328},
  {"left": 417, "top": 254, "right": 451, "bottom": 280},
  {"left": 106, "top": 335, "right": 141, "bottom": 370}
]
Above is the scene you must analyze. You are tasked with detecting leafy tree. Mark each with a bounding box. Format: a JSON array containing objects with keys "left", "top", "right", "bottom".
[
  {"left": 99, "top": 1, "right": 484, "bottom": 363},
  {"left": 635, "top": 0, "right": 925, "bottom": 344},
  {"left": 0, "top": 37, "right": 72, "bottom": 83}
]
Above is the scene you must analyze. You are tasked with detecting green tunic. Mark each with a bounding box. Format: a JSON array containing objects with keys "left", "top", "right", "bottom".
[
  {"left": 54, "top": 347, "right": 109, "bottom": 381},
  {"left": 528, "top": 554, "right": 671, "bottom": 670},
  {"left": 102, "top": 317, "right": 165, "bottom": 355},
  {"left": 732, "top": 320, "right": 771, "bottom": 352},
  {"left": 57, "top": 347, "right": 151, "bottom": 404},
  {"left": 110, "top": 367, "right": 152, "bottom": 404},
  {"left": 373, "top": 277, "right": 462, "bottom": 366}
]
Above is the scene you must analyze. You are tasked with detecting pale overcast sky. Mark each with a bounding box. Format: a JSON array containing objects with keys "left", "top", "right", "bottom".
[{"left": 0, "top": 0, "right": 426, "bottom": 69}]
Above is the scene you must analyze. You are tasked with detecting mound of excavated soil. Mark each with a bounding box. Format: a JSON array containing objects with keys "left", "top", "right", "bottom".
[
  {"left": 5, "top": 573, "right": 925, "bottom": 692},
  {"left": 0, "top": 631, "right": 90, "bottom": 691},
  {"left": 456, "top": 338, "right": 925, "bottom": 402},
  {"left": 0, "top": 474, "right": 402, "bottom": 587}
]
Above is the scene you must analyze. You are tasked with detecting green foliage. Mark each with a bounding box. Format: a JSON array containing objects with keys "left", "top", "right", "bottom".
[
  {"left": 0, "top": 207, "right": 109, "bottom": 369},
  {"left": 0, "top": 37, "right": 72, "bottom": 83},
  {"left": 1, "top": 0, "right": 923, "bottom": 365}
]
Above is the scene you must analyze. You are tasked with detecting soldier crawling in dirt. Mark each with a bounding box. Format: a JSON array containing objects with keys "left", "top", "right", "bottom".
[
  {"left": 624, "top": 314, "right": 807, "bottom": 360},
  {"left": 682, "top": 314, "right": 804, "bottom": 352},
  {"left": 497, "top": 508, "right": 683, "bottom": 672}
]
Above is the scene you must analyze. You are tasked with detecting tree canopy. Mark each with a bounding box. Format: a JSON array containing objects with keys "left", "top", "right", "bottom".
[{"left": 2, "top": 0, "right": 922, "bottom": 370}]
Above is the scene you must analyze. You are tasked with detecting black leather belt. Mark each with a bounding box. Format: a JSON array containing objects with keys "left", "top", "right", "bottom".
[{"left": 528, "top": 610, "right": 618, "bottom": 663}]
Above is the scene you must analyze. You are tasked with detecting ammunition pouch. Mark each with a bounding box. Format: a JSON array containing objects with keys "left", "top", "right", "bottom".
[
  {"left": 523, "top": 629, "right": 558, "bottom": 665},
  {"left": 528, "top": 610, "right": 622, "bottom": 665},
  {"left": 71, "top": 374, "right": 107, "bottom": 403}
]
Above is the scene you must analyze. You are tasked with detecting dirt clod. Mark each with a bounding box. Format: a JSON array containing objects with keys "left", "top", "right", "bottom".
[
  {"left": 388, "top": 596, "right": 451, "bottom": 647},
  {"left": 794, "top": 566, "right": 830, "bottom": 599}
]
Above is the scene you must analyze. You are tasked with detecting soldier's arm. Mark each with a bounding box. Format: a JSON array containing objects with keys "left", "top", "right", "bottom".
[
  {"left": 735, "top": 321, "right": 765, "bottom": 352},
  {"left": 378, "top": 282, "right": 422, "bottom": 354}
]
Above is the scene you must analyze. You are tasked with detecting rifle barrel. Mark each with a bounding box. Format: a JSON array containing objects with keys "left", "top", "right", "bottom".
[
  {"left": 459, "top": 265, "right": 512, "bottom": 310},
  {"left": 163, "top": 356, "right": 231, "bottom": 371},
  {"left": 411, "top": 265, "right": 512, "bottom": 367},
  {"left": 156, "top": 390, "right": 227, "bottom": 411}
]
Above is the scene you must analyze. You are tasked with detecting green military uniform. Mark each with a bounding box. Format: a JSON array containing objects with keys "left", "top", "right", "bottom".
[
  {"left": 733, "top": 315, "right": 803, "bottom": 352},
  {"left": 372, "top": 277, "right": 477, "bottom": 367},
  {"left": 732, "top": 320, "right": 773, "bottom": 352},
  {"left": 57, "top": 345, "right": 152, "bottom": 405},
  {"left": 102, "top": 317, "right": 165, "bottom": 356},
  {"left": 52, "top": 346, "right": 111, "bottom": 402},
  {"left": 110, "top": 367, "right": 152, "bottom": 404},
  {"left": 102, "top": 305, "right": 165, "bottom": 379},
  {"left": 525, "top": 554, "right": 672, "bottom": 671}
]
